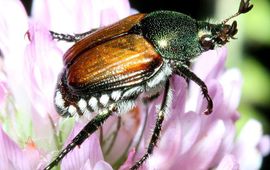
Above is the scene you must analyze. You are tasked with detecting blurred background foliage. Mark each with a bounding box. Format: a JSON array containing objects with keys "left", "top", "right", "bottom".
[{"left": 21, "top": 0, "right": 270, "bottom": 169}]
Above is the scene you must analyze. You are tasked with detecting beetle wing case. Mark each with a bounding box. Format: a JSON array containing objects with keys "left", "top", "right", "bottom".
[
  {"left": 63, "top": 13, "right": 146, "bottom": 66},
  {"left": 67, "top": 34, "right": 163, "bottom": 94}
]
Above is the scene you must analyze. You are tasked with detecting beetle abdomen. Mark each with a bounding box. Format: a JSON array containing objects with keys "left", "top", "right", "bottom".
[{"left": 54, "top": 60, "right": 172, "bottom": 118}]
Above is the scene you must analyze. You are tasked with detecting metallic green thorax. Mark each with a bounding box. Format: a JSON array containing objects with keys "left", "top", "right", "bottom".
[{"left": 137, "top": 11, "right": 202, "bottom": 62}]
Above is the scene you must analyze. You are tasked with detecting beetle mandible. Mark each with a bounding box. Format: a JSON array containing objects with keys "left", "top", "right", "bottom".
[{"left": 45, "top": 0, "right": 253, "bottom": 169}]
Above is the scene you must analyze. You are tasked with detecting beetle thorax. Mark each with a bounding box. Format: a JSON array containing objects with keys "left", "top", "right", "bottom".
[{"left": 138, "top": 11, "right": 202, "bottom": 62}]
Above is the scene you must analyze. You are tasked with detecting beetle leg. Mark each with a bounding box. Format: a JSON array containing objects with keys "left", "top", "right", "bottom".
[
  {"left": 130, "top": 81, "right": 170, "bottom": 170},
  {"left": 176, "top": 64, "right": 213, "bottom": 115},
  {"left": 44, "top": 104, "right": 116, "bottom": 170},
  {"left": 130, "top": 92, "right": 160, "bottom": 161},
  {"left": 50, "top": 29, "right": 98, "bottom": 42},
  {"left": 142, "top": 92, "right": 160, "bottom": 104}
]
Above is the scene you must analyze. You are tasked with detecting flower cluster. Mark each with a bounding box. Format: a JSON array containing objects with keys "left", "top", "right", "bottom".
[{"left": 0, "top": 0, "right": 269, "bottom": 170}]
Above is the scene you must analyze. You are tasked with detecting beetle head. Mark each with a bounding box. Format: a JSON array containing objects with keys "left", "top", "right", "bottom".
[{"left": 198, "top": 0, "right": 253, "bottom": 51}]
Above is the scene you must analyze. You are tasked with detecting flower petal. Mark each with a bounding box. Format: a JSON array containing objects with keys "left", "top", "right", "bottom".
[
  {"left": 24, "top": 21, "right": 63, "bottom": 117},
  {"left": 257, "top": 135, "right": 270, "bottom": 157},
  {"left": 32, "top": 0, "right": 130, "bottom": 33},
  {"left": 219, "top": 68, "right": 243, "bottom": 115},
  {"left": 0, "top": 125, "right": 31, "bottom": 169},
  {"left": 0, "top": 0, "right": 29, "bottom": 114},
  {"left": 170, "top": 75, "right": 187, "bottom": 113},
  {"left": 119, "top": 148, "right": 136, "bottom": 170},
  {"left": 0, "top": 72, "right": 7, "bottom": 107},
  {"left": 209, "top": 121, "right": 236, "bottom": 167},
  {"left": 232, "top": 119, "right": 264, "bottom": 170},
  {"left": 93, "top": 160, "right": 113, "bottom": 170},
  {"left": 237, "top": 119, "right": 262, "bottom": 147},
  {"left": 174, "top": 120, "right": 226, "bottom": 170},
  {"left": 216, "top": 154, "right": 239, "bottom": 170},
  {"left": 179, "top": 111, "right": 201, "bottom": 154},
  {"left": 193, "top": 47, "right": 227, "bottom": 81},
  {"left": 23, "top": 22, "right": 63, "bottom": 149}
]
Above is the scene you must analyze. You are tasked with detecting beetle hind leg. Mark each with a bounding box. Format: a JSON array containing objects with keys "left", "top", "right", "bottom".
[
  {"left": 44, "top": 104, "right": 116, "bottom": 170},
  {"left": 130, "top": 81, "right": 170, "bottom": 170}
]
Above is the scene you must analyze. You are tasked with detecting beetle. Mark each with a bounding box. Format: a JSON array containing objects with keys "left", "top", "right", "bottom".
[{"left": 44, "top": 0, "right": 253, "bottom": 169}]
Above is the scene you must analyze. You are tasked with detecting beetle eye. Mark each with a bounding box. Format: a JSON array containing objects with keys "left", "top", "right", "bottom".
[{"left": 200, "top": 35, "right": 214, "bottom": 50}]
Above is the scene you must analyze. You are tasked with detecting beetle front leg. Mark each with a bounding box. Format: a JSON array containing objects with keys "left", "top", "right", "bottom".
[
  {"left": 130, "top": 81, "right": 170, "bottom": 170},
  {"left": 50, "top": 29, "right": 98, "bottom": 42},
  {"left": 176, "top": 64, "right": 213, "bottom": 115}
]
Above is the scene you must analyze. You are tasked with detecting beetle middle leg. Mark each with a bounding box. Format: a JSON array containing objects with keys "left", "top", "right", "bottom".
[
  {"left": 132, "top": 92, "right": 160, "bottom": 157},
  {"left": 50, "top": 28, "right": 98, "bottom": 42},
  {"left": 130, "top": 80, "right": 170, "bottom": 170},
  {"left": 175, "top": 64, "right": 213, "bottom": 115}
]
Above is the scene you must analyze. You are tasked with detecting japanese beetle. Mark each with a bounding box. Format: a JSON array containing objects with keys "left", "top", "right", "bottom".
[{"left": 45, "top": 0, "right": 253, "bottom": 169}]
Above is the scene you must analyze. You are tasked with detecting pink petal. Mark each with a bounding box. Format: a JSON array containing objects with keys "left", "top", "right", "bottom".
[
  {"left": 99, "top": 0, "right": 130, "bottom": 26},
  {"left": 100, "top": 8, "right": 120, "bottom": 26},
  {"left": 170, "top": 75, "right": 187, "bottom": 113},
  {"left": 209, "top": 121, "right": 236, "bottom": 167},
  {"left": 23, "top": 139, "right": 42, "bottom": 169},
  {"left": 23, "top": 22, "right": 63, "bottom": 147},
  {"left": 119, "top": 148, "right": 136, "bottom": 170},
  {"left": 0, "top": 0, "right": 28, "bottom": 56},
  {"left": 176, "top": 120, "right": 226, "bottom": 170},
  {"left": 193, "top": 47, "right": 227, "bottom": 81},
  {"left": 93, "top": 160, "right": 113, "bottom": 170},
  {"left": 219, "top": 69, "right": 243, "bottom": 115},
  {"left": 32, "top": 0, "right": 93, "bottom": 32},
  {"left": 232, "top": 119, "right": 264, "bottom": 170},
  {"left": 0, "top": 0, "right": 29, "bottom": 114},
  {"left": 237, "top": 119, "right": 262, "bottom": 148},
  {"left": 257, "top": 135, "right": 270, "bottom": 156},
  {"left": 0, "top": 72, "right": 8, "bottom": 107},
  {"left": 179, "top": 111, "right": 201, "bottom": 154},
  {"left": 32, "top": 0, "right": 130, "bottom": 33},
  {"left": 0, "top": 125, "right": 32, "bottom": 169},
  {"left": 216, "top": 154, "right": 239, "bottom": 170},
  {"left": 24, "top": 21, "right": 63, "bottom": 117}
]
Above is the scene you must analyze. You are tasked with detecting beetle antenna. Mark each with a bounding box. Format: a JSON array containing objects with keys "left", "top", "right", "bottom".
[{"left": 222, "top": 0, "right": 253, "bottom": 24}]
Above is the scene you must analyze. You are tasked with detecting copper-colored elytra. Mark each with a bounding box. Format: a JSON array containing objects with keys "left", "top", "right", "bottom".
[
  {"left": 67, "top": 34, "right": 163, "bottom": 91},
  {"left": 63, "top": 13, "right": 146, "bottom": 66}
]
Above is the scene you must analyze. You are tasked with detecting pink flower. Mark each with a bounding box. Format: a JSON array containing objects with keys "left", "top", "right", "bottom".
[
  {"left": 123, "top": 48, "right": 270, "bottom": 170},
  {"left": 0, "top": 0, "right": 269, "bottom": 170}
]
